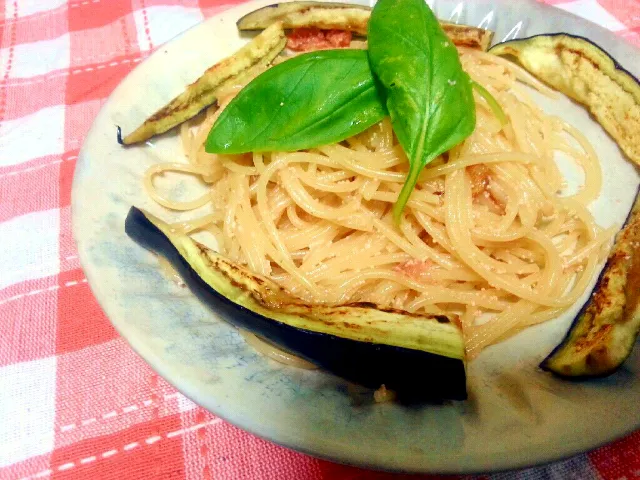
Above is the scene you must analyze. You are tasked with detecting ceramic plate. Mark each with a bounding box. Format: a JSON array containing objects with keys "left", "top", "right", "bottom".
[{"left": 72, "top": 0, "right": 640, "bottom": 473}]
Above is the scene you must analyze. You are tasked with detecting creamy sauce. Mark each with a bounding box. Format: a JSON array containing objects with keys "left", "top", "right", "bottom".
[
  {"left": 157, "top": 257, "right": 389, "bottom": 397},
  {"left": 155, "top": 256, "right": 315, "bottom": 369},
  {"left": 239, "top": 330, "right": 318, "bottom": 370},
  {"left": 156, "top": 256, "right": 185, "bottom": 286}
]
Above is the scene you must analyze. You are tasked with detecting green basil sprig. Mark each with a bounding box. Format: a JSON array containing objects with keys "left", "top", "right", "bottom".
[
  {"left": 472, "top": 81, "right": 507, "bottom": 126},
  {"left": 368, "top": 0, "right": 476, "bottom": 223},
  {"left": 205, "top": 49, "right": 386, "bottom": 154}
]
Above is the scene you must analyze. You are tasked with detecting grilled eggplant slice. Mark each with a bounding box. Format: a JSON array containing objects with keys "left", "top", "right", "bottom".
[
  {"left": 438, "top": 22, "right": 494, "bottom": 51},
  {"left": 541, "top": 190, "right": 640, "bottom": 377},
  {"left": 121, "top": 22, "right": 287, "bottom": 145},
  {"left": 236, "top": 2, "right": 494, "bottom": 50},
  {"left": 125, "top": 206, "right": 467, "bottom": 400},
  {"left": 490, "top": 34, "right": 640, "bottom": 166},
  {"left": 238, "top": 1, "right": 371, "bottom": 35},
  {"left": 490, "top": 34, "right": 640, "bottom": 377}
]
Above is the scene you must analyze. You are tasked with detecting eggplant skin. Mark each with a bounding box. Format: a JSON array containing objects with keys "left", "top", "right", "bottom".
[
  {"left": 236, "top": 1, "right": 494, "bottom": 51},
  {"left": 121, "top": 23, "right": 287, "bottom": 145},
  {"left": 125, "top": 206, "right": 467, "bottom": 401},
  {"left": 541, "top": 188, "right": 640, "bottom": 378},
  {"left": 489, "top": 34, "right": 640, "bottom": 166},
  {"left": 237, "top": 1, "right": 371, "bottom": 35}
]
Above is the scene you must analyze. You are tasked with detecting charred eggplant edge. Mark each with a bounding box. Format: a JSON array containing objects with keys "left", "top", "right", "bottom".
[
  {"left": 489, "top": 33, "right": 640, "bottom": 166},
  {"left": 540, "top": 187, "right": 640, "bottom": 378},
  {"left": 125, "top": 206, "right": 467, "bottom": 400},
  {"left": 236, "top": 1, "right": 494, "bottom": 50},
  {"left": 120, "top": 3, "right": 494, "bottom": 145},
  {"left": 489, "top": 33, "right": 640, "bottom": 100},
  {"left": 236, "top": 1, "right": 371, "bottom": 35},
  {"left": 237, "top": 1, "right": 371, "bottom": 35},
  {"left": 121, "top": 23, "right": 287, "bottom": 145}
]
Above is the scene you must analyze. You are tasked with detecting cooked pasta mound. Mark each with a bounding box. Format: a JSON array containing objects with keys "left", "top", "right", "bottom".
[{"left": 144, "top": 47, "right": 612, "bottom": 358}]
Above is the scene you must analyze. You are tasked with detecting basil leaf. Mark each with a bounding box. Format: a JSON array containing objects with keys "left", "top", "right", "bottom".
[
  {"left": 368, "top": 0, "right": 476, "bottom": 222},
  {"left": 205, "top": 49, "right": 386, "bottom": 154}
]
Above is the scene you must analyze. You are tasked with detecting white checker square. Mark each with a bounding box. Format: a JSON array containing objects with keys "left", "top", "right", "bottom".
[
  {"left": 0, "top": 209, "right": 60, "bottom": 290},
  {"left": 0, "top": 357, "right": 57, "bottom": 467},
  {"left": 8, "top": 0, "right": 67, "bottom": 18},
  {"left": 177, "top": 393, "right": 197, "bottom": 413},
  {"left": 0, "top": 105, "right": 65, "bottom": 167},
  {"left": 555, "top": 0, "right": 627, "bottom": 32},
  {"left": 0, "top": 34, "right": 70, "bottom": 79},
  {"left": 134, "top": 6, "right": 203, "bottom": 52}
]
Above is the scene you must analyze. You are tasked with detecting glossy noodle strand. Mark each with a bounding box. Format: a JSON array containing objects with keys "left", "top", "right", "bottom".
[{"left": 145, "top": 47, "right": 611, "bottom": 359}]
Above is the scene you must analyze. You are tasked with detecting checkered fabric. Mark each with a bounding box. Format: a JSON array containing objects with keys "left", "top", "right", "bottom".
[{"left": 1, "top": 0, "right": 639, "bottom": 479}]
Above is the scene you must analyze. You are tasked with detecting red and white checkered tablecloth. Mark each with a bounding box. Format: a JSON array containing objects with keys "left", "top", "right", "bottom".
[{"left": 1, "top": 0, "right": 639, "bottom": 478}]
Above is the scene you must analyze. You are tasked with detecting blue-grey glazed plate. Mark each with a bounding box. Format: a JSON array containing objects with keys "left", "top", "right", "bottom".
[{"left": 72, "top": 0, "right": 640, "bottom": 473}]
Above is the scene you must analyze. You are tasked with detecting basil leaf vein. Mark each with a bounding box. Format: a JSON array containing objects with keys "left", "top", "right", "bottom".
[{"left": 368, "top": 0, "right": 477, "bottom": 223}]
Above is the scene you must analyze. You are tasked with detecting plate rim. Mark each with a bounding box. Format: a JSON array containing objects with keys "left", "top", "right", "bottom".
[{"left": 72, "top": 0, "right": 640, "bottom": 473}]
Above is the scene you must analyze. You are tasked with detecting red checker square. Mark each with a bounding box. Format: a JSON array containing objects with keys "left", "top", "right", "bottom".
[
  {"left": 0, "top": 154, "right": 61, "bottom": 222},
  {"left": 57, "top": 205, "right": 81, "bottom": 275},
  {"left": 317, "top": 463, "right": 459, "bottom": 480},
  {"left": 140, "top": 0, "right": 198, "bottom": 7},
  {"left": 189, "top": 419, "right": 324, "bottom": 480},
  {"left": 68, "top": 0, "right": 134, "bottom": 32},
  {"left": 188, "top": 410, "right": 465, "bottom": 480},
  {"left": 0, "top": 154, "right": 65, "bottom": 205},
  {"left": 599, "top": 0, "right": 640, "bottom": 28},
  {"left": 199, "top": 0, "right": 246, "bottom": 18},
  {"left": 589, "top": 430, "right": 640, "bottom": 480},
  {"left": 0, "top": 155, "right": 60, "bottom": 179},
  {"left": 54, "top": 340, "right": 179, "bottom": 443},
  {"left": 63, "top": 99, "right": 103, "bottom": 152},
  {"left": 10, "top": 9, "right": 69, "bottom": 45},
  {"left": 56, "top": 268, "right": 117, "bottom": 354},
  {"left": 59, "top": 150, "right": 79, "bottom": 208},
  {"left": 69, "top": 17, "right": 140, "bottom": 70},
  {"left": 65, "top": 56, "right": 137, "bottom": 106},
  {"left": 0, "top": 276, "right": 58, "bottom": 367},
  {"left": 50, "top": 414, "right": 186, "bottom": 480},
  {"left": 619, "top": 27, "right": 640, "bottom": 48},
  {"left": 2, "top": 74, "right": 66, "bottom": 121},
  {"left": 1, "top": 10, "right": 18, "bottom": 46},
  {"left": 1, "top": 453, "right": 52, "bottom": 480},
  {"left": 198, "top": 0, "right": 246, "bottom": 12}
]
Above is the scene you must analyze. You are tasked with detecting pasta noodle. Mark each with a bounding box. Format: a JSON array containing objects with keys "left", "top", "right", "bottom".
[{"left": 144, "top": 47, "right": 612, "bottom": 359}]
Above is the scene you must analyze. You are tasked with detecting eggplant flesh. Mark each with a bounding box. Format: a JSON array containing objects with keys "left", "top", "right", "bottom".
[
  {"left": 489, "top": 34, "right": 640, "bottom": 166},
  {"left": 237, "top": 1, "right": 371, "bottom": 35},
  {"left": 121, "top": 23, "right": 287, "bottom": 145},
  {"left": 236, "top": 1, "right": 494, "bottom": 51},
  {"left": 125, "top": 206, "right": 467, "bottom": 400},
  {"left": 541, "top": 189, "right": 640, "bottom": 377}
]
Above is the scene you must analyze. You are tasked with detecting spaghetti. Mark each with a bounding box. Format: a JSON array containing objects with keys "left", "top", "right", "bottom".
[{"left": 144, "top": 47, "right": 613, "bottom": 359}]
